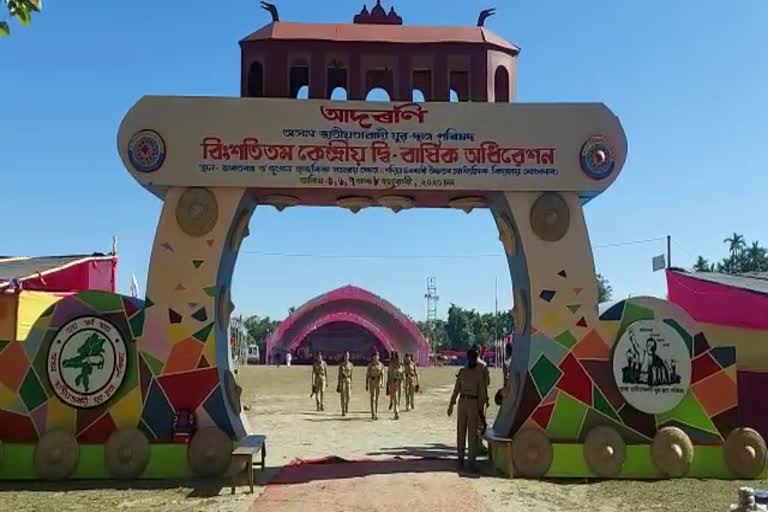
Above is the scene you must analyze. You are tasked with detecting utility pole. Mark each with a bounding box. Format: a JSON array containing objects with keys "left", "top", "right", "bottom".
[
  {"left": 667, "top": 235, "right": 672, "bottom": 268},
  {"left": 425, "top": 277, "right": 439, "bottom": 353},
  {"left": 494, "top": 277, "right": 499, "bottom": 366}
]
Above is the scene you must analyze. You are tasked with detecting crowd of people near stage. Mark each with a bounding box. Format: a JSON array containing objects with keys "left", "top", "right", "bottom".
[{"left": 309, "top": 345, "right": 492, "bottom": 472}]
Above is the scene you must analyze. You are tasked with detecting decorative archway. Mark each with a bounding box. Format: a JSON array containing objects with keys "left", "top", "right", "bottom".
[{"left": 266, "top": 285, "right": 427, "bottom": 364}]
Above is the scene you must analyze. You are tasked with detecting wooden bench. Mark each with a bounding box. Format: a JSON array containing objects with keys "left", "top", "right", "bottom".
[{"left": 230, "top": 434, "right": 267, "bottom": 494}]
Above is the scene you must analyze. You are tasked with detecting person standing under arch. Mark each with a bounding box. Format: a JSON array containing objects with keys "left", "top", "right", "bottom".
[
  {"left": 387, "top": 351, "right": 405, "bottom": 420},
  {"left": 311, "top": 352, "right": 327, "bottom": 411},
  {"left": 474, "top": 344, "right": 491, "bottom": 454},
  {"left": 365, "top": 351, "right": 385, "bottom": 420},
  {"left": 404, "top": 353, "right": 420, "bottom": 411},
  {"left": 447, "top": 347, "right": 488, "bottom": 472},
  {"left": 337, "top": 351, "right": 353, "bottom": 416}
]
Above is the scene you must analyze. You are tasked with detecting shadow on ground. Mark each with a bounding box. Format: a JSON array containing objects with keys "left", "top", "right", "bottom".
[
  {"left": 367, "top": 442, "right": 456, "bottom": 459},
  {"left": 267, "top": 456, "right": 493, "bottom": 485},
  {"left": 0, "top": 479, "right": 230, "bottom": 499}
]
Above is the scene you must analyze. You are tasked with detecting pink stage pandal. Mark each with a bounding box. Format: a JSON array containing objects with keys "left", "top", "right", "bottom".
[{"left": 267, "top": 285, "right": 428, "bottom": 364}]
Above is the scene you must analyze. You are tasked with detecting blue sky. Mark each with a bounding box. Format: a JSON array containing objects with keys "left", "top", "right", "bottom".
[{"left": 2, "top": 0, "right": 767, "bottom": 321}]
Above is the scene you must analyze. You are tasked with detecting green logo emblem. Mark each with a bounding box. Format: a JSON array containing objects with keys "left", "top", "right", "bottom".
[{"left": 48, "top": 316, "right": 128, "bottom": 409}]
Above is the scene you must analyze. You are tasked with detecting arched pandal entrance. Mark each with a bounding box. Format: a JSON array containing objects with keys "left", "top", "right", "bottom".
[
  {"left": 266, "top": 285, "right": 428, "bottom": 365},
  {"left": 115, "top": 93, "right": 631, "bottom": 477},
  {"left": 2, "top": 3, "right": 759, "bottom": 484}
]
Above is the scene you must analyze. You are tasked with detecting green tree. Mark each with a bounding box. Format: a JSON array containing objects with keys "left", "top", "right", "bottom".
[
  {"left": 723, "top": 233, "right": 747, "bottom": 272},
  {"left": 693, "top": 256, "right": 714, "bottom": 272},
  {"left": 418, "top": 307, "right": 513, "bottom": 352},
  {"left": 243, "top": 315, "right": 279, "bottom": 346},
  {"left": 693, "top": 234, "right": 767, "bottom": 275},
  {"left": 745, "top": 242, "right": 768, "bottom": 272},
  {"left": 417, "top": 318, "right": 449, "bottom": 350},
  {"left": 597, "top": 273, "right": 613, "bottom": 303},
  {"left": 1, "top": 0, "right": 41, "bottom": 37},
  {"left": 446, "top": 304, "right": 475, "bottom": 350}
]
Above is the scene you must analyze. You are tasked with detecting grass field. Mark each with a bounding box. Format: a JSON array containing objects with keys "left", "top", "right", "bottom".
[{"left": 0, "top": 365, "right": 762, "bottom": 511}]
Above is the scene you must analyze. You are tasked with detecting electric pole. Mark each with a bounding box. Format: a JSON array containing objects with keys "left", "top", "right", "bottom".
[{"left": 425, "top": 276, "right": 439, "bottom": 353}]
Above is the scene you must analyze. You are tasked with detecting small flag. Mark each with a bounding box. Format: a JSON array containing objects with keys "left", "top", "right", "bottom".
[
  {"left": 130, "top": 274, "right": 140, "bottom": 298},
  {"left": 652, "top": 254, "right": 666, "bottom": 272}
]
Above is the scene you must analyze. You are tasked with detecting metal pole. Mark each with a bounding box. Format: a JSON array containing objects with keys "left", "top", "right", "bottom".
[
  {"left": 667, "top": 235, "right": 672, "bottom": 268},
  {"left": 494, "top": 277, "right": 499, "bottom": 367}
]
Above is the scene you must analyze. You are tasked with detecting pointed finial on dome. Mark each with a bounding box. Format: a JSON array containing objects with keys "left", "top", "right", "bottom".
[{"left": 354, "top": 1, "right": 403, "bottom": 24}]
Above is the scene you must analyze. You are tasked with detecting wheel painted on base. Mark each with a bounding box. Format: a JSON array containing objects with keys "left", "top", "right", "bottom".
[
  {"left": 105, "top": 428, "right": 151, "bottom": 479},
  {"left": 651, "top": 427, "right": 693, "bottom": 478},
  {"left": 511, "top": 429, "right": 553, "bottom": 478},
  {"left": 188, "top": 427, "right": 233, "bottom": 477},
  {"left": 583, "top": 426, "right": 626, "bottom": 478},
  {"left": 724, "top": 428, "right": 768, "bottom": 479},
  {"left": 34, "top": 430, "right": 80, "bottom": 480}
]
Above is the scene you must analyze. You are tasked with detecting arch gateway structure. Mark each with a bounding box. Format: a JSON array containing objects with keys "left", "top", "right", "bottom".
[{"left": 0, "top": 1, "right": 764, "bottom": 482}]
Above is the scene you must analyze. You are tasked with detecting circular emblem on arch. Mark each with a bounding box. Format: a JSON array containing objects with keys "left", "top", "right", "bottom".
[
  {"left": 611, "top": 320, "right": 692, "bottom": 415},
  {"left": 176, "top": 187, "right": 219, "bottom": 237},
  {"left": 128, "top": 130, "right": 166, "bottom": 173},
  {"left": 530, "top": 192, "right": 570, "bottom": 242},
  {"left": 47, "top": 316, "right": 128, "bottom": 409},
  {"left": 580, "top": 136, "right": 615, "bottom": 180}
]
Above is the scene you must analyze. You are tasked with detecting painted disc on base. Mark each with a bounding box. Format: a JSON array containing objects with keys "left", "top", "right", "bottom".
[
  {"left": 34, "top": 430, "right": 80, "bottom": 480},
  {"left": 583, "top": 426, "right": 626, "bottom": 477},
  {"left": 188, "top": 427, "right": 233, "bottom": 477},
  {"left": 512, "top": 429, "right": 553, "bottom": 478},
  {"left": 725, "top": 428, "right": 768, "bottom": 479},
  {"left": 651, "top": 427, "right": 693, "bottom": 478},
  {"left": 105, "top": 428, "right": 151, "bottom": 479}
]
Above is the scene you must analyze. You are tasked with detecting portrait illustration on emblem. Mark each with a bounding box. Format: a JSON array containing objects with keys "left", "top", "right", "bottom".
[{"left": 620, "top": 327, "right": 681, "bottom": 388}]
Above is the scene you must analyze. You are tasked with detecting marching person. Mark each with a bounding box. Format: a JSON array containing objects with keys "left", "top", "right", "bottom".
[
  {"left": 403, "top": 353, "right": 420, "bottom": 411},
  {"left": 311, "top": 352, "right": 328, "bottom": 411},
  {"left": 447, "top": 347, "right": 488, "bottom": 472},
  {"left": 387, "top": 351, "right": 405, "bottom": 420},
  {"left": 365, "top": 351, "right": 385, "bottom": 420},
  {"left": 337, "top": 351, "right": 354, "bottom": 416}
]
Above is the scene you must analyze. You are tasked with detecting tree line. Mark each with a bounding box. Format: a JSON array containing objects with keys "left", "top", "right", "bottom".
[{"left": 693, "top": 233, "right": 768, "bottom": 274}]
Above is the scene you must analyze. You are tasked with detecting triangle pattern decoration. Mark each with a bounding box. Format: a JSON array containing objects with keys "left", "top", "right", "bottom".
[
  {"left": 557, "top": 353, "right": 593, "bottom": 405},
  {"left": 530, "top": 355, "right": 562, "bottom": 398}
]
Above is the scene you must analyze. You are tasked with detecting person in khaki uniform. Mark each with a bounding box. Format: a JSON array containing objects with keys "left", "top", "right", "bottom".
[
  {"left": 447, "top": 347, "right": 488, "bottom": 472},
  {"left": 365, "top": 351, "right": 385, "bottom": 420},
  {"left": 337, "top": 351, "right": 353, "bottom": 416},
  {"left": 474, "top": 345, "right": 491, "bottom": 454},
  {"left": 403, "top": 353, "right": 420, "bottom": 411},
  {"left": 311, "top": 352, "right": 328, "bottom": 411},
  {"left": 387, "top": 351, "right": 405, "bottom": 420}
]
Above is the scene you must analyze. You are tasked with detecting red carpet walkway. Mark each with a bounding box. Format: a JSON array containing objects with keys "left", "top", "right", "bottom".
[{"left": 249, "top": 456, "right": 492, "bottom": 512}]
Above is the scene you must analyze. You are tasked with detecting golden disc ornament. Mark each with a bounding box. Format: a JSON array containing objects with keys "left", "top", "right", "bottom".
[
  {"left": 583, "top": 426, "right": 626, "bottom": 477},
  {"left": 530, "top": 192, "right": 570, "bottom": 242},
  {"left": 34, "top": 430, "right": 80, "bottom": 480},
  {"left": 175, "top": 187, "right": 219, "bottom": 237},
  {"left": 512, "top": 429, "right": 553, "bottom": 478},
  {"left": 105, "top": 428, "right": 150, "bottom": 479},
  {"left": 188, "top": 427, "right": 233, "bottom": 476},
  {"left": 724, "top": 428, "right": 768, "bottom": 479},
  {"left": 651, "top": 427, "right": 693, "bottom": 478}
]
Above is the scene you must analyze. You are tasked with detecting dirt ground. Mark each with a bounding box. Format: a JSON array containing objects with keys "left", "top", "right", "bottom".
[{"left": 0, "top": 366, "right": 761, "bottom": 511}]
